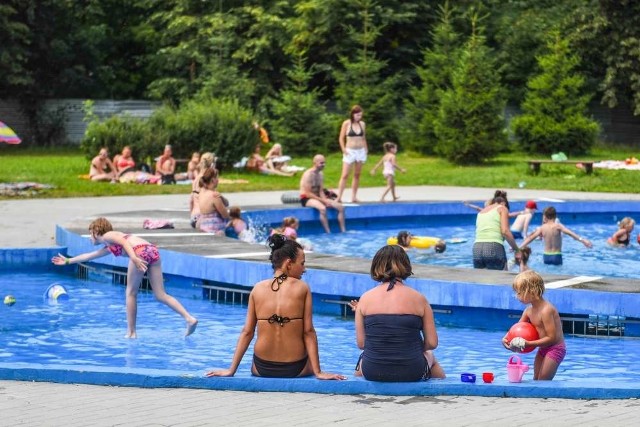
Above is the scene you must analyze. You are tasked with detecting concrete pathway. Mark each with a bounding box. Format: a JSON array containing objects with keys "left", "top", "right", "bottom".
[{"left": 2, "top": 185, "right": 639, "bottom": 425}]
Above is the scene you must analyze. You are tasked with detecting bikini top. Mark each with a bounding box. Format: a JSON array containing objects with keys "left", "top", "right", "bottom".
[
  {"left": 347, "top": 122, "right": 364, "bottom": 137},
  {"left": 618, "top": 235, "right": 630, "bottom": 245},
  {"left": 258, "top": 313, "right": 303, "bottom": 327},
  {"left": 116, "top": 157, "right": 135, "bottom": 169},
  {"left": 106, "top": 234, "right": 131, "bottom": 257}
]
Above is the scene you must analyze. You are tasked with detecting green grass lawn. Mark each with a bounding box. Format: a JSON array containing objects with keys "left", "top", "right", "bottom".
[{"left": 1, "top": 145, "right": 638, "bottom": 199}]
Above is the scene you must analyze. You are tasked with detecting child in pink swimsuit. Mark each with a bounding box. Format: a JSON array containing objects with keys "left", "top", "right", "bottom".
[
  {"left": 502, "top": 270, "right": 566, "bottom": 380},
  {"left": 51, "top": 217, "right": 198, "bottom": 339}
]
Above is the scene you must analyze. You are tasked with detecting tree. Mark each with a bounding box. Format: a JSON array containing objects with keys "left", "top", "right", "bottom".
[
  {"left": 511, "top": 31, "right": 599, "bottom": 155},
  {"left": 568, "top": 0, "right": 640, "bottom": 115},
  {"left": 402, "top": 1, "right": 460, "bottom": 154},
  {"left": 434, "top": 18, "right": 507, "bottom": 165},
  {"left": 0, "top": 2, "right": 32, "bottom": 96},
  {"left": 269, "top": 54, "right": 336, "bottom": 156},
  {"left": 333, "top": 0, "right": 402, "bottom": 149}
]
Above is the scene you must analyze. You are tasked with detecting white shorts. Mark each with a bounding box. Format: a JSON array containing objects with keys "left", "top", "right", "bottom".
[{"left": 342, "top": 148, "right": 367, "bottom": 164}]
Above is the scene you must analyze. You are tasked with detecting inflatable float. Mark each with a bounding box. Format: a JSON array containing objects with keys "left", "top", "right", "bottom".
[{"left": 387, "top": 236, "right": 440, "bottom": 249}]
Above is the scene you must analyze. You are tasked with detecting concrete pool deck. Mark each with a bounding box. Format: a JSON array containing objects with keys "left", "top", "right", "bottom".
[{"left": 2, "top": 185, "right": 640, "bottom": 425}]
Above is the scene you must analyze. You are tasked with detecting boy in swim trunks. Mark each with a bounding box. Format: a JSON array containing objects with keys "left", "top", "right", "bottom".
[
  {"left": 51, "top": 217, "right": 197, "bottom": 339},
  {"left": 519, "top": 206, "right": 592, "bottom": 265},
  {"left": 502, "top": 270, "right": 566, "bottom": 380}
]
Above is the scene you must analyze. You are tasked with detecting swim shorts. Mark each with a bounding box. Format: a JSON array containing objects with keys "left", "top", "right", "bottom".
[
  {"left": 543, "top": 253, "right": 563, "bottom": 265},
  {"left": 300, "top": 196, "right": 309, "bottom": 207},
  {"left": 472, "top": 242, "right": 507, "bottom": 270},
  {"left": 342, "top": 148, "right": 367, "bottom": 164},
  {"left": 510, "top": 230, "right": 523, "bottom": 239},
  {"left": 537, "top": 342, "right": 566, "bottom": 364}
]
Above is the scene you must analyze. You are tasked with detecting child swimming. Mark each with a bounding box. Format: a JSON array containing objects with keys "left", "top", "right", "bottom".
[{"left": 607, "top": 217, "right": 635, "bottom": 247}]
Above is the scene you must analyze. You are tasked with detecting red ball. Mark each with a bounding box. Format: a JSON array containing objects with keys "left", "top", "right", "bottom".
[{"left": 506, "top": 322, "right": 539, "bottom": 353}]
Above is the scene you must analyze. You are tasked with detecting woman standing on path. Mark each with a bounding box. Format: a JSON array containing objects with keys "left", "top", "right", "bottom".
[{"left": 337, "top": 105, "right": 368, "bottom": 203}]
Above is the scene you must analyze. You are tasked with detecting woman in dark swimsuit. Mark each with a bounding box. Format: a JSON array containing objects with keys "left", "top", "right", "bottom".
[
  {"left": 354, "top": 245, "right": 446, "bottom": 381},
  {"left": 206, "top": 234, "right": 346, "bottom": 380}
]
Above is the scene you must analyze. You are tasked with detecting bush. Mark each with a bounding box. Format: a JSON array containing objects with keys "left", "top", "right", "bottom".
[
  {"left": 80, "top": 114, "right": 150, "bottom": 160},
  {"left": 147, "top": 98, "right": 259, "bottom": 169}
]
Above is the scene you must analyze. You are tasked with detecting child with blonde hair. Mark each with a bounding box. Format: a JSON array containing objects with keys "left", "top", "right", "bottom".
[
  {"left": 371, "top": 142, "right": 406, "bottom": 202},
  {"left": 502, "top": 270, "right": 565, "bottom": 380},
  {"left": 51, "top": 217, "right": 197, "bottom": 338},
  {"left": 607, "top": 217, "right": 635, "bottom": 247}
]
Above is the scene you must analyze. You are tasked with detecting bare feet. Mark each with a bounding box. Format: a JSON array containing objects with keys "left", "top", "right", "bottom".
[
  {"left": 350, "top": 199, "right": 361, "bottom": 203},
  {"left": 185, "top": 318, "right": 198, "bottom": 337},
  {"left": 125, "top": 332, "right": 137, "bottom": 339},
  {"left": 393, "top": 196, "right": 400, "bottom": 201}
]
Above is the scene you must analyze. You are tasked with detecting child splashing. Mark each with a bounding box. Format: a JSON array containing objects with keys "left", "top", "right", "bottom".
[{"left": 371, "top": 142, "right": 406, "bottom": 202}]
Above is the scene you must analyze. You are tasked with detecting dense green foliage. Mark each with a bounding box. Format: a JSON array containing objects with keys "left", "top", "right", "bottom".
[
  {"left": 2, "top": 0, "right": 639, "bottom": 159},
  {"left": 512, "top": 33, "right": 600, "bottom": 155},
  {"left": 434, "top": 23, "right": 507, "bottom": 164},
  {"left": 81, "top": 98, "right": 259, "bottom": 169}
]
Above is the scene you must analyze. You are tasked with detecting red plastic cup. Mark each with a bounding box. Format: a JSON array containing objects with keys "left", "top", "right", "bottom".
[{"left": 482, "top": 372, "right": 494, "bottom": 383}]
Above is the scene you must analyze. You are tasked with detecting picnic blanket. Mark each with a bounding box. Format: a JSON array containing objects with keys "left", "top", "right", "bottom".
[
  {"left": 593, "top": 160, "right": 640, "bottom": 171},
  {"left": 0, "top": 182, "right": 54, "bottom": 196}
]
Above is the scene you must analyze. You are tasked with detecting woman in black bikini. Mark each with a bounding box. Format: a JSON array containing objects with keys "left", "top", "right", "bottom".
[{"left": 206, "top": 234, "right": 346, "bottom": 380}]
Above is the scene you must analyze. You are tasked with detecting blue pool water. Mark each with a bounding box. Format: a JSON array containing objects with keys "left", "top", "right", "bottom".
[
  {"left": 2, "top": 271, "right": 639, "bottom": 383},
  {"left": 302, "top": 212, "right": 640, "bottom": 279}
]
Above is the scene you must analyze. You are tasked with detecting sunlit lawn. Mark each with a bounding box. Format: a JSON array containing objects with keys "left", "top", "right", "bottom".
[{"left": 1, "top": 145, "right": 639, "bottom": 199}]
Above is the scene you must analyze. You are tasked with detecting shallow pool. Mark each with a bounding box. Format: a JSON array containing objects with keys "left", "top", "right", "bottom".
[
  {"left": 2, "top": 271, "right": 639, "bottom": 383},
  {"left": 301, "top": 212, "right": 640, "bottom": 279}
]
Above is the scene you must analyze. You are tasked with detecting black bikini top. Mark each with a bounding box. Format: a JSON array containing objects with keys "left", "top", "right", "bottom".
[
  {"left": 259, "top": 313, "right": 303, "bottom": 327},
  {"left": 271, "top": 272, "right": 288, "bottom": 291},
  {"left": 347, "top": 122, "right": 364, "bottom": 137}
]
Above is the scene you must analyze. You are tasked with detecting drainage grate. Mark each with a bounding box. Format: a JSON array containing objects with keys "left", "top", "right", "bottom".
[
  {"left": 509, "top": 313, "right": 638, "bottom": 337},
  {"left": 202, "top": 283, "right": 251, "bottom": 305},
  {"left": 77, "top": 263, "right": 151, "bottom": 290}
]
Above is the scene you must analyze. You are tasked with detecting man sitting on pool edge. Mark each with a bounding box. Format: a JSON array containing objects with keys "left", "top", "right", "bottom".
[{"left": 299, "top": 154, "right": 346, "bottom": 233}]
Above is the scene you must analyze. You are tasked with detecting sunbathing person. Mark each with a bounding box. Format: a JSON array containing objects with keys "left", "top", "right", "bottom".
[
  {"left": 246, "top": 144, "right": 294, "bottom": 176},
  {"left": 205, "top": 234, "right": 346, "bottom": 380},
  {"left": 113, "top": 146, "right": 136, "bottom": 178},
  {"left": 89, "top": 148, "right": 117, "bottom": 182}
]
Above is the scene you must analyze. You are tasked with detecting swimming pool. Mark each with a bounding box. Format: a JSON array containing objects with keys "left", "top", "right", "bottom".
[
  {"left": 299, "top": 211, "right": 640, "bottom": 279},
  {"left": 2, "top": 270, "right": 640, "bottom": 385}
]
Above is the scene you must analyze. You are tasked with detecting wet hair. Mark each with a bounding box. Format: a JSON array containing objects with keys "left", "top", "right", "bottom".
[
  {"left": 370, "top": 245, "right": 413, "bottom": 283},
  {"left": 396, "top": 231, "right": 412, "bottom": 248},
  {"left": 229, "top": 206, "right": 242, "bottom": 219},
  {"left": 267, "top": 234, "right": 303, "bottom": 270},
  {"left": 492, "top": 190, "right": 510, "bottom": 209},
  {"left": 89, "top": 217, "right": 113, "bottom": 236},
  {"left": 512, "top": 270, "right": 545, "bottom": 299},
  {"left": 619, "top": 217, "right": 635, "bottom": 229},
  {"left": 199, "top": 167, "right": 218, "bottom": 188},
  {"left": 282, "top": 216, "right": 299, "bottom": 228},
  {"left": 543, "top": 206, "right": 557, "bottom": 220},
  {"left": 383, "top": 142, "right": 397, "bottom": 153},
  {"left": 350, "top": 105, "right": 363, "bottom": 122},
  {"left": 492, "top": 196, "right": 507, "bottom": 206},
  {"left": 435, "top": 240, "right": 447, "bottom": 253},
  {"left": 519, "top": 246, "right": 531, "bottom": 264}
]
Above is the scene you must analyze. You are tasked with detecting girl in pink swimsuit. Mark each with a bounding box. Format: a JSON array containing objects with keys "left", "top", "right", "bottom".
[{"left": 51, "top": 217, "right": 198, "bottom": 339}]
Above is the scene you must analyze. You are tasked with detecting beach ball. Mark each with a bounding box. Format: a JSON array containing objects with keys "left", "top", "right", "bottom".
[
  {"left": 506, "top": 322, "right": 539, "bottom": 353},
  {"left": 4, "top": 295, "right": 16, "bottom": 306}
]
